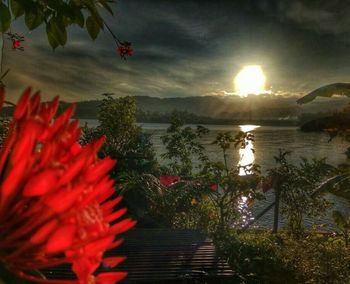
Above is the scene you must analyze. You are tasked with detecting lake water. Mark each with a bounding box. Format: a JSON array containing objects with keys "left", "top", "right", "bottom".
[{"left": 80, "top": 120, "right": 350, "bottom": 231}]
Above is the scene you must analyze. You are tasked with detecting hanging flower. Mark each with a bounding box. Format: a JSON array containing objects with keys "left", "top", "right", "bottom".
[
  {"left": 116, "top": 42, "right": 133, "bottom": 60},
  {"left": 159, "top": 175, "right": 180, "bottom": 187},
  {"left": 12, "top": 40, "right": 21, "bottom": 50},
  {"left": 6, "top": 32, "right": 25, "bottom": 51},
  {"left": 0, "top": 88, "right": 136, "bottom": 283}
]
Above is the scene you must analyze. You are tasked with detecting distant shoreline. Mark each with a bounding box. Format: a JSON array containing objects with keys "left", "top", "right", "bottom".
[{"left": 79, "top": 118, "right": 300, "bottom": 127}]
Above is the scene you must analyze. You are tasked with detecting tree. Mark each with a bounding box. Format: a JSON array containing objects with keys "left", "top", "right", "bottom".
[
  {"left": 0, "top": 0, "right": 114, "bottom": 48},
  {"left": 81, "top": 94, "right": 158, "bottom": 177},
  {"left": 298, "top": 85, "right": 350, "bottom": 242},
  {"left": 0, "top": 0, "right": 132, "bottom": 85},
  {"left": 161, "top": 113, "right": 209, "bottom": 176},
  {"left": 268, "top": 150, "right": 333, "bottom": 237}
]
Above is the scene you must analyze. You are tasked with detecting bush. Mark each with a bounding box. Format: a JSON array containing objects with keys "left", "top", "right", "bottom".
[
  {"left": 217, "top": 230, "right": 350, "bottom": 284},
  {"left": 269, "top": 150, "right": 334, "bottom": 237}
]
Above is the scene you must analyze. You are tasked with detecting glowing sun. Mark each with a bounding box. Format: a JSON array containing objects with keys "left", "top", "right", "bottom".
[{"left": 234, "top": 65, "right": 266, "bottom": 97}]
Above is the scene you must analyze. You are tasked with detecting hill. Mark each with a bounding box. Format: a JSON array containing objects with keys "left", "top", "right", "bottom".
[{"left": 1, "top": 94, "right": 348, "bottom": 125}]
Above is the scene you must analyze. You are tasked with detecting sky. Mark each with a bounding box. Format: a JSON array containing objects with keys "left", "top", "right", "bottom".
[{"left": 3, "top": 0, "right": 350, "bottom": 102}]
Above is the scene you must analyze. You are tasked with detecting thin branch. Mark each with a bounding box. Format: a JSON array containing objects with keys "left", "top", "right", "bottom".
[{"left": 103, "top": 20, "right": 122, "bottom": 46}]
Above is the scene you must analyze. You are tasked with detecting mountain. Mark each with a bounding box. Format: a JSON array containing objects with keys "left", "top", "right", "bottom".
[{"left": 2, "top": 94, "right": 348, "bottom": 125}]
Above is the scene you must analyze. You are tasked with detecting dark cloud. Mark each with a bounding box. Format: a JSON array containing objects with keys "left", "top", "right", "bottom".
[{"left": 3, "top": 0, "right": 350, "bottom": 103}]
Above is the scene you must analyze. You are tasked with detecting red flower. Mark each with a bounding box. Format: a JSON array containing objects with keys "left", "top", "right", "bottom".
[
  {"left": 210, "top": 183, "right": 219, "bottom": 192},
  {"left": 117, "top": 42, "right": 133, "bottom": 59},
  {"left": 12, "top": 39, "right": 21, "bottom": 50},
  {"left": 0, "top": 88, "right": 136, "bottom": 283},
  {"left": 160, "top": 175, "right": 181, "bottom": 187}
]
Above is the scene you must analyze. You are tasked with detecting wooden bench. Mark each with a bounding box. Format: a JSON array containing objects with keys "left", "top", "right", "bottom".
[{"left": 43, "top": 229, "right": 234, "bottom": 283}]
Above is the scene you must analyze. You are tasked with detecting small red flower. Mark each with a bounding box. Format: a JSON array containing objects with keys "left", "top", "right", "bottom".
[
  {"left": 117, "top": 42, "right": 133, "bottom": 59},
  {"left": 12, "top": 39, "right": 21, "bottom": 49},
  {"left": 210, "top": 183, "right": 219, "bottom": 192},
  {"left": 160, "top": 175, "right": 181, "bottom": 187},
  {"left": 0, "top": 88, "right": 136, "bottom": 283},
  {"left": 7, "top": 32, "right": 24, "bottom": 51}
]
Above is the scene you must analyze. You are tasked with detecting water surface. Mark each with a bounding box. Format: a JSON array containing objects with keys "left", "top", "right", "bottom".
[{"left": 80, "top": 120, "right": 350, "bottom": 230}]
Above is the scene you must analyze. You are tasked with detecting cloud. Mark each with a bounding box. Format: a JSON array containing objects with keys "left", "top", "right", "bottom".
[
  {"left": 257, "top": 0, "right": 350, "bottom": 37},
  {"left": 2, "top": 0, "right": 350, "bottom": 103}
]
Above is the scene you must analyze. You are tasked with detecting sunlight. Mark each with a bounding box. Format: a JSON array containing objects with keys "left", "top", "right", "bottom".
[
  {"left": 240, "top": 124, "right": 260, "bottom": 133},
  {"left": 234, "top": 65, "right": 266, "bottom": 97},
  {"left": 238, "top": 125, "right": 259, "bottom": 176}
]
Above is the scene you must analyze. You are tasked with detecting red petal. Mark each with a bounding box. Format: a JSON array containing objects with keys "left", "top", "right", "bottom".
[
  {"left": 23, "top": 169, "right": 58, "bottom": 196},
  {"left": 101, "top": 196, "right": 123, "bottom": 214},
  {"left": 72, "top": 257, "right": 100, "bottom": 283},
  {"left": 79, "top": 177, "right": 113, "bottom": 208},
  {"left": 96, "top": 272, "right": 127, "bottom": 284},
  {"left": 85, "top": 157, "right": 116, "bottom": 184},
  {"left": 103, "top": 256, "right": 126, "bottom": 268},
  {"left": 109, "top": 218, "right": 136, "bottom": 235},
  {"left": 1, "top": 157, "right": 28, "bottom": 207},
  {"left": 38, "top": 142, "right": 56, "bottom": 167},
  {"left": 104, "top": 208, "right": 127, "bottom": 223},
  {"left": 48, "top": 104, "right": 75, "bottom": 139},
  {"left": 107, "top": 238, "right": 124, "bottom": 250},
  {"left": 70, "top": 142, "right": 82, "bottom": 156},
  {"left": 44, "top": 185, "right": 83, "bottom": 213},
  {"left": 97, "top": 187, "right": 115, "bottom": 204},
  {"left": 91, "top": 136, "right": 106, "bottom": 153},
  {"left": 59, "top": 156, "right": 87, "bottom": 186},
  {"left": 47, "top": 96, "right": 59, "bottom": 121},
  {"left": 45, "top": 224, "right": 76, "bottom": 253},
  {"left": 29, "top": 91, "right": 41, "bottom": 114},
  {"left": 10, "top": 130, "right": 34, "bottom": 165},
  {"left": 30, "top": 219, "right": 59, "bottom": 244},
  {"left": 14, "top": 87, "right": 31, "bottom": 120},
  {"left": 84, "top": 236, "right": 114, "bottom": 257}
]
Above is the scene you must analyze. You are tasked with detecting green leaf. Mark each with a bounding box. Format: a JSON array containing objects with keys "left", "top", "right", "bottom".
[
  {"left": 98, "top": 0, "right": 113, "bottom": 15},
  {"left": 0, "top": 3, "right": 11, "bottom": 32},
  {"left": 25, "top": 9, "right": 44, "bottom": 30},
  {"left": 73, "top": 9, "right": 84, "bottom": 28},
  {"left": 297, "top": 83, "right": 350, "bottom": 104},
  {"left": 86, "top": 16, "right": 100, "bottom": 40},
  {"left": 10, "top": 0, "right": 24, "bottom": 18},
  {"left": 46, "top": 18, "right": 67, "bottom": 49}
]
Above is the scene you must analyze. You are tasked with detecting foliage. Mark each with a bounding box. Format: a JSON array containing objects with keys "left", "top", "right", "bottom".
[
  {"left": 0, "top": 0, "right": 115, "bottom": 48},
  {"left": 161, "top": 113, "right": 209, "bottom": 176},
  {"left": 156, "top": 123, "right": 261, "bottom": 233},
  {"left": 298, "top": 83, "right": 350, "bottom": 246},
  {"left": 81, "top": 94, "right": 159, "bottom": 178},
  {"left": 218, "top": 230, "right": 350, "bottom": 284},
  {"left": 332, "top": 210, "right": 350, "bottom": 246},
  {"left": 269, "top": 150, "right": 334, "bottom": 237},
  {"left": 199, "top": 131, "right": 261, "bottom": 232}
]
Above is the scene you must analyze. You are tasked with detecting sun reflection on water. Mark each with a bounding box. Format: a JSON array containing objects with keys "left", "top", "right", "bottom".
[
  {"left": 238, "top": 125, "right": 260, "bottom": 176},
  {"left": 234, "top": 125, "right": 260, "bottom": 228}
]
